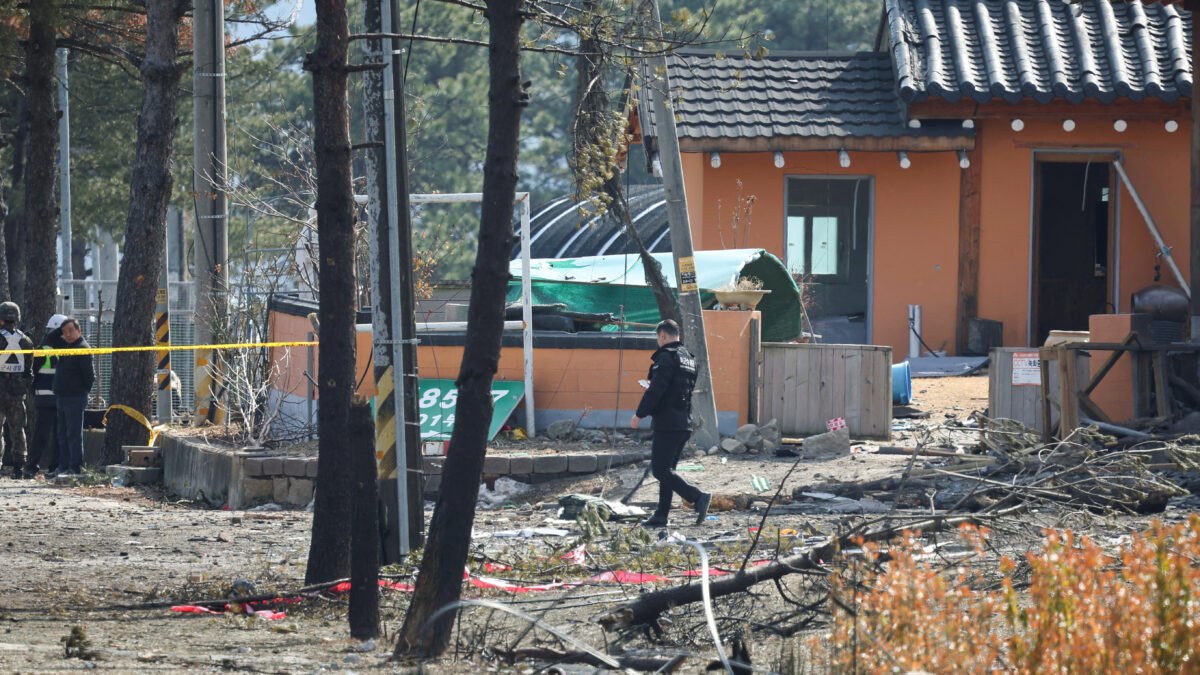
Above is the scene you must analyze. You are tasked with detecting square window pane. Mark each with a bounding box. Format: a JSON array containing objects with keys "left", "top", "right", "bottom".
[
  {"left": 810, "top": 216, "right": 839, "bottom": 275},
  {"left": 785, "top": 215, "right": 806, "bottom": 275}
]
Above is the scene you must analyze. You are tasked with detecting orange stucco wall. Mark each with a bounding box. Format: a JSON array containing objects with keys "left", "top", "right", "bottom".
[
  {"left": 268, "top": 311, "right": 376, "bottom": 401},
  {"left": 269, "top": 309, "right": 757, "bottom": 428},
  {"left": 684, "top": 149, "right": 961, "bottom": 361},
  {"left": 676, "top": 116, "right": 1190, "bottom": 359},
  {"left": 975, "top": 117, "right": 1190, "bottom": 347},
  {"left": 416, "top": 310, "right": 755, "bottom": 426}
]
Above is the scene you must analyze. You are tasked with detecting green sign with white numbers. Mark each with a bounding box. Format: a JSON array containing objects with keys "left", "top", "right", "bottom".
[{"left": 418, "top": 379, "right": 526, "bottom": 441}]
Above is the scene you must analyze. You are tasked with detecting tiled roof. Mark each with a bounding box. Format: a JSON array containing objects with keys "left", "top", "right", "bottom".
[
  {"left": 885, "top": 0, "right": 1193, "bottom": 105},
  {"left": 638, "top": 51, "right": 972, "bottom": 144}
]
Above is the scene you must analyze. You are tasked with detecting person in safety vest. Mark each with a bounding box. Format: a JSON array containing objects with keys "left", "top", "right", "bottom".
[
  {"left": 24, "top": 314, "right": 67, "bottom": 477},
  {"left": 0, "top": 302, "right": 35, "bottom": 479},
  {"left": 630, "top": 319, "right": 712, "bottom": 528}
]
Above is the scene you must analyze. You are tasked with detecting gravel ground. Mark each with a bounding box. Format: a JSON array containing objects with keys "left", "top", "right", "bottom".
[{"left": 0, "top": 376, "right": 1018, "bottom": 673}]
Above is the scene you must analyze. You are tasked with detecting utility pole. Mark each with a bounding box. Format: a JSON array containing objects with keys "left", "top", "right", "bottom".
[
  {"left": 364, "top": 0, "right": 423, "bottom": 562},
  {"left": 57, "top": 48, "right": 72, "bottom": 286},
  {"left": 645, "top": 1, "right": 720, "bottom": 450},
  {"left": 193, "top": 0, "right": 229, "bottom": 424}
]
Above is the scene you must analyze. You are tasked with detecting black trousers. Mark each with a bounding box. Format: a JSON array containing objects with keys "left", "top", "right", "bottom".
[
  {"left": 27, "top": 404, "right": 58, "bottom": 472},
  {"left": 650, "top": 429, "right": 702, "bottom": 516}
]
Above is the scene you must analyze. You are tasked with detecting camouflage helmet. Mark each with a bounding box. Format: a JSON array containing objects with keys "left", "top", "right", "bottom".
[{"left": 0, "top": 302, "right": 18, "bottom": 324}]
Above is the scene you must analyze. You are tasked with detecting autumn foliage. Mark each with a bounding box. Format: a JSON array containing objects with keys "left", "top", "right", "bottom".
[{"left": 814, "top": 517, "right": 1200, "bottom": 674}]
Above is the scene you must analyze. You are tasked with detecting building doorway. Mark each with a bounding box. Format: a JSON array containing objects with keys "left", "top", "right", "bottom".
[
  {"left": 1031, "top": 155, "right": 1115, "bottom": 346},
  {"left": 785, "top": 177, "right": 872, "bottom": 344}
]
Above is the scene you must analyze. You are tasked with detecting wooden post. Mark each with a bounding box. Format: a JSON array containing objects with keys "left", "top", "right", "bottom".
[
  {"left": 1190, "top": 1, "right": 1200, "bottom": 338},
  {"left": 1039, "top": 348, "right": 1054, "bottom": 443},
  {"left": 955, "top": 129, "right": 982, "bottom": 355},
  {"left": 1057, "top": 346, "right": 1079, "bottom": 437},
  {"left": 1153, "top": 349, "right": 1172, "bottom": 418}
]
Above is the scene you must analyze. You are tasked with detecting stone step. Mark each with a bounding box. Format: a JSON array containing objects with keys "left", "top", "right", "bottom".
[
  {"left": 126, "top": 448, "right": 161, "bottom": 467},
  {"left": 106, "top": 464, "right": 163, "bottom": 485}
]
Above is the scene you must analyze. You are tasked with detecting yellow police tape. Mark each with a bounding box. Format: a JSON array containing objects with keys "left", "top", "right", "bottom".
[
  {"left": 103, "top": 404, "right": 167, "bottom": 446},
  {"left": 7, "top": 340, "right": 319, "bottom": 357}
]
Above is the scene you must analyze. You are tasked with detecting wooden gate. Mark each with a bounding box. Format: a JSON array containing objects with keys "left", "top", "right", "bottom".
[{"left": 760, "top": 343, "right": 892, "bottom": 439}]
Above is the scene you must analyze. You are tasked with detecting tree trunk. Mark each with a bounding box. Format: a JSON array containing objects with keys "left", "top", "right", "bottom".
[
  {"left": 606, "top": 177, "right": 678, "bottom": 324},
  {"left": 393, "top": 0, "right": 526, "bottom": 658},
  {"left": 348, "top": 398, "right": 380, "bottom": 639},
  {"left": 570, "top": 25, "right": 675, "bottom": 324},
  {"left": 23, "top": 0, "right": 58, "bottom": 333},
  {"left": 98, "top": 0, "right": 185, "bottom": 466},
  {"left": 303, "top": 0, "right": 356, "bottom": 585}
]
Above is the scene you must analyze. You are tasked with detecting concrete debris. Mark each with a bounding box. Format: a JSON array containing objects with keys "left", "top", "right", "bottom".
[
  {"left": 544, "top": 419, "right": 577, "bottom": 440},
  {"left": 801, "top": 428, "right": 851, "bottom": 459},
  {"left": 557, "top": 493, "right": 646, "bottom": 521},
  {"left": 721, "top": 437, "right": 748, "bottom": 455},
  {"left": 477, "top": 476, "right": 531, "bottom": 508}
]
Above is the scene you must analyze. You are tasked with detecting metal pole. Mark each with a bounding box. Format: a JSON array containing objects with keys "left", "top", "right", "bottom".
[
  {"left": 519, "top": 194, "right": 535, "bottom": 435},
  {"left": 646, "top": 0, "right": 720, "bottom": 449},
  {"left": 381, "top": 0, "right": 414, "bottom": 555},
  {"left": 56, "top": 48, "right": 72, "bottom": 283},
  {"left": 1113, "top": 160, "right": 1190, "bottom": 298}
]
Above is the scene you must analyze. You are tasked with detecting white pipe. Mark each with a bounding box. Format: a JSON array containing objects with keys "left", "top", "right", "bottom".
[
  {"left": 907, "top": 304, "right": 922, "bottom": 359},
  {"left": 1112, "top": 160, "right": 1190, "bottom": 298},
  {"left": 416, "top": 320, "right": 524, "bottom": 332},
  {"left": 519, "top": 195, "right": 536, "bottom": 436}
]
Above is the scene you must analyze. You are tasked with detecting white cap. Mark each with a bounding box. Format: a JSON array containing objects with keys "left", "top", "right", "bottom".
[{"left": 46, "top": 314, "right": 67, "bottom": 330}]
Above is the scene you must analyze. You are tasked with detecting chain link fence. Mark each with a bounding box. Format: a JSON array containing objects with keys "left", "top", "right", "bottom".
[{"left": 60, "top": 280, "right": 197, "bottom": 412}]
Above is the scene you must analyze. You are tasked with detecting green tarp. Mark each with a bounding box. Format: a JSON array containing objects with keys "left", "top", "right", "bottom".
[{"left": 507, "top": 248, "right": 803, "bottom": 342}]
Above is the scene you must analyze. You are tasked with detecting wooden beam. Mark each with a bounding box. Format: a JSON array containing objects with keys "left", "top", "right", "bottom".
[
  {"left": 909, "top": 98, "right": 1190, "bottom": 120},
  {"left": 955, "top": 128, "right": 982, "bottom": 354},
  {"left": 1191, "top": 2, "right": 1200, "bottom": 329},
  {"left": 676, "top": 135, "right": 975, "bottom": 154}
]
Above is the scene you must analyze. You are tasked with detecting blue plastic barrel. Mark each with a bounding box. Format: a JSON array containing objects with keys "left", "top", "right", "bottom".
[{"left": 892, "top": 361, "right": 912, "bottom": 405}]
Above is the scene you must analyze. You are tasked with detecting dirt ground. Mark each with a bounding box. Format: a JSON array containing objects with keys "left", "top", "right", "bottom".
[{"left": 0, "top": 374, "right": 1191, "bottom": 673}]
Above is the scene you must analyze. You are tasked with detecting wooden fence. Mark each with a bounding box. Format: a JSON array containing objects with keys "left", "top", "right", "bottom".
[{"left": 760, "top": 343, "right": 892, "bottom": 439}]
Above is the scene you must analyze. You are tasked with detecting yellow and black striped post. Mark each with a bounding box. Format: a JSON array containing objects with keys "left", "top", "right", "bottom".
[
  {"left": 154, "top": 283, "right": 172, "bottom": 422},
  {"left": 374, "top": 366, "right": 399, "bottom": 482}
]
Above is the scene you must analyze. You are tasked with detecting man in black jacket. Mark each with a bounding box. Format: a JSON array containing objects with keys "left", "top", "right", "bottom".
[
  {"left": 631, "top": 319, "right": 711, "bottom": 528},
  {"left": 53, "top": 317, "right": 94, "bottom": 475},
  {"left": 25, "top": 314, "right": 67, "bottom": 476}
]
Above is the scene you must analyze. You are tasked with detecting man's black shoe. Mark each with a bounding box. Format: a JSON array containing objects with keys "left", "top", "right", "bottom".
[
  {"left": 11, "top": 468, "right": 25, "bottom": 479},
  {"left": 642, "top": 515, "right": 669, "bottom": 528},
  {"left": 694, "top": 493, "right": 711, "bottom": 525}
]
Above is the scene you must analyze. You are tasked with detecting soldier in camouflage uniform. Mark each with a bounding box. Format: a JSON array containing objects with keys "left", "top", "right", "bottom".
[{"left": 0, "top": 302, "right": 34, "bottom": 479}]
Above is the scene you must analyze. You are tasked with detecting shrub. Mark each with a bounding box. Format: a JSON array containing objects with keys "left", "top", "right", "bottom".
[{"left": 812, "top": 516, "right": 1200, "bottom": 674}]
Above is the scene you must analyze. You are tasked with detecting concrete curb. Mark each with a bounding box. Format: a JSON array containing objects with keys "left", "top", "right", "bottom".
[{"left": 161, "top": 432, "right": 651, "bottom": 509}]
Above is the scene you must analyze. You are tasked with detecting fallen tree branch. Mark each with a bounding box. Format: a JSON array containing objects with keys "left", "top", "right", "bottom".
[
  {"left": 593, "top": 505, "right": 1026, "bottom": 631},
  {"left": 497, "top": 647, "right": 685, "bottom": 671}
]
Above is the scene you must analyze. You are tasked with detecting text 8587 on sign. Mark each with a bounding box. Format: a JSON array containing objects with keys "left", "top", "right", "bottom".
[{"left": 417, "top": 379, "right": 525, "bottom": 441}]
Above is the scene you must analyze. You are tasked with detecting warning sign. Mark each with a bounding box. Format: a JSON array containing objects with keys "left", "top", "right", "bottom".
[
  {"left": 1011, "top": 351, "right": 1041, "bottom": 386},
  {"left": 678, "top": 256, "right": 698, "bottom": 292}
]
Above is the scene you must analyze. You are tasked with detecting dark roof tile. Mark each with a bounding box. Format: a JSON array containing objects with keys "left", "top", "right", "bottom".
[
  {"left": 639, "top": 50, "right": 962, "bottom": 143},
  {"left": 886, "top": 0, "right": 1192, "bottom": 104}
]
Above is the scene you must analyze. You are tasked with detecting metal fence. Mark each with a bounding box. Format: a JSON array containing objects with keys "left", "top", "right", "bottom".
[{"left": 60, "top": 280, "right": 198, "bottom": 412}]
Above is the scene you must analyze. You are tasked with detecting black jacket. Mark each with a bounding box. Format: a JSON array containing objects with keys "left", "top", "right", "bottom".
[
  {"left": 635, "top": 341, "right": 697, "bottom": 431},
  {"left": 53, "top": 337, "right": 95, "bottom": 398},
  {"left": 0, "top": 327, "right": 34, "bottom": 397},
  {"left": 32, "top": 329, "right": 65, "bottom": 407}
]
